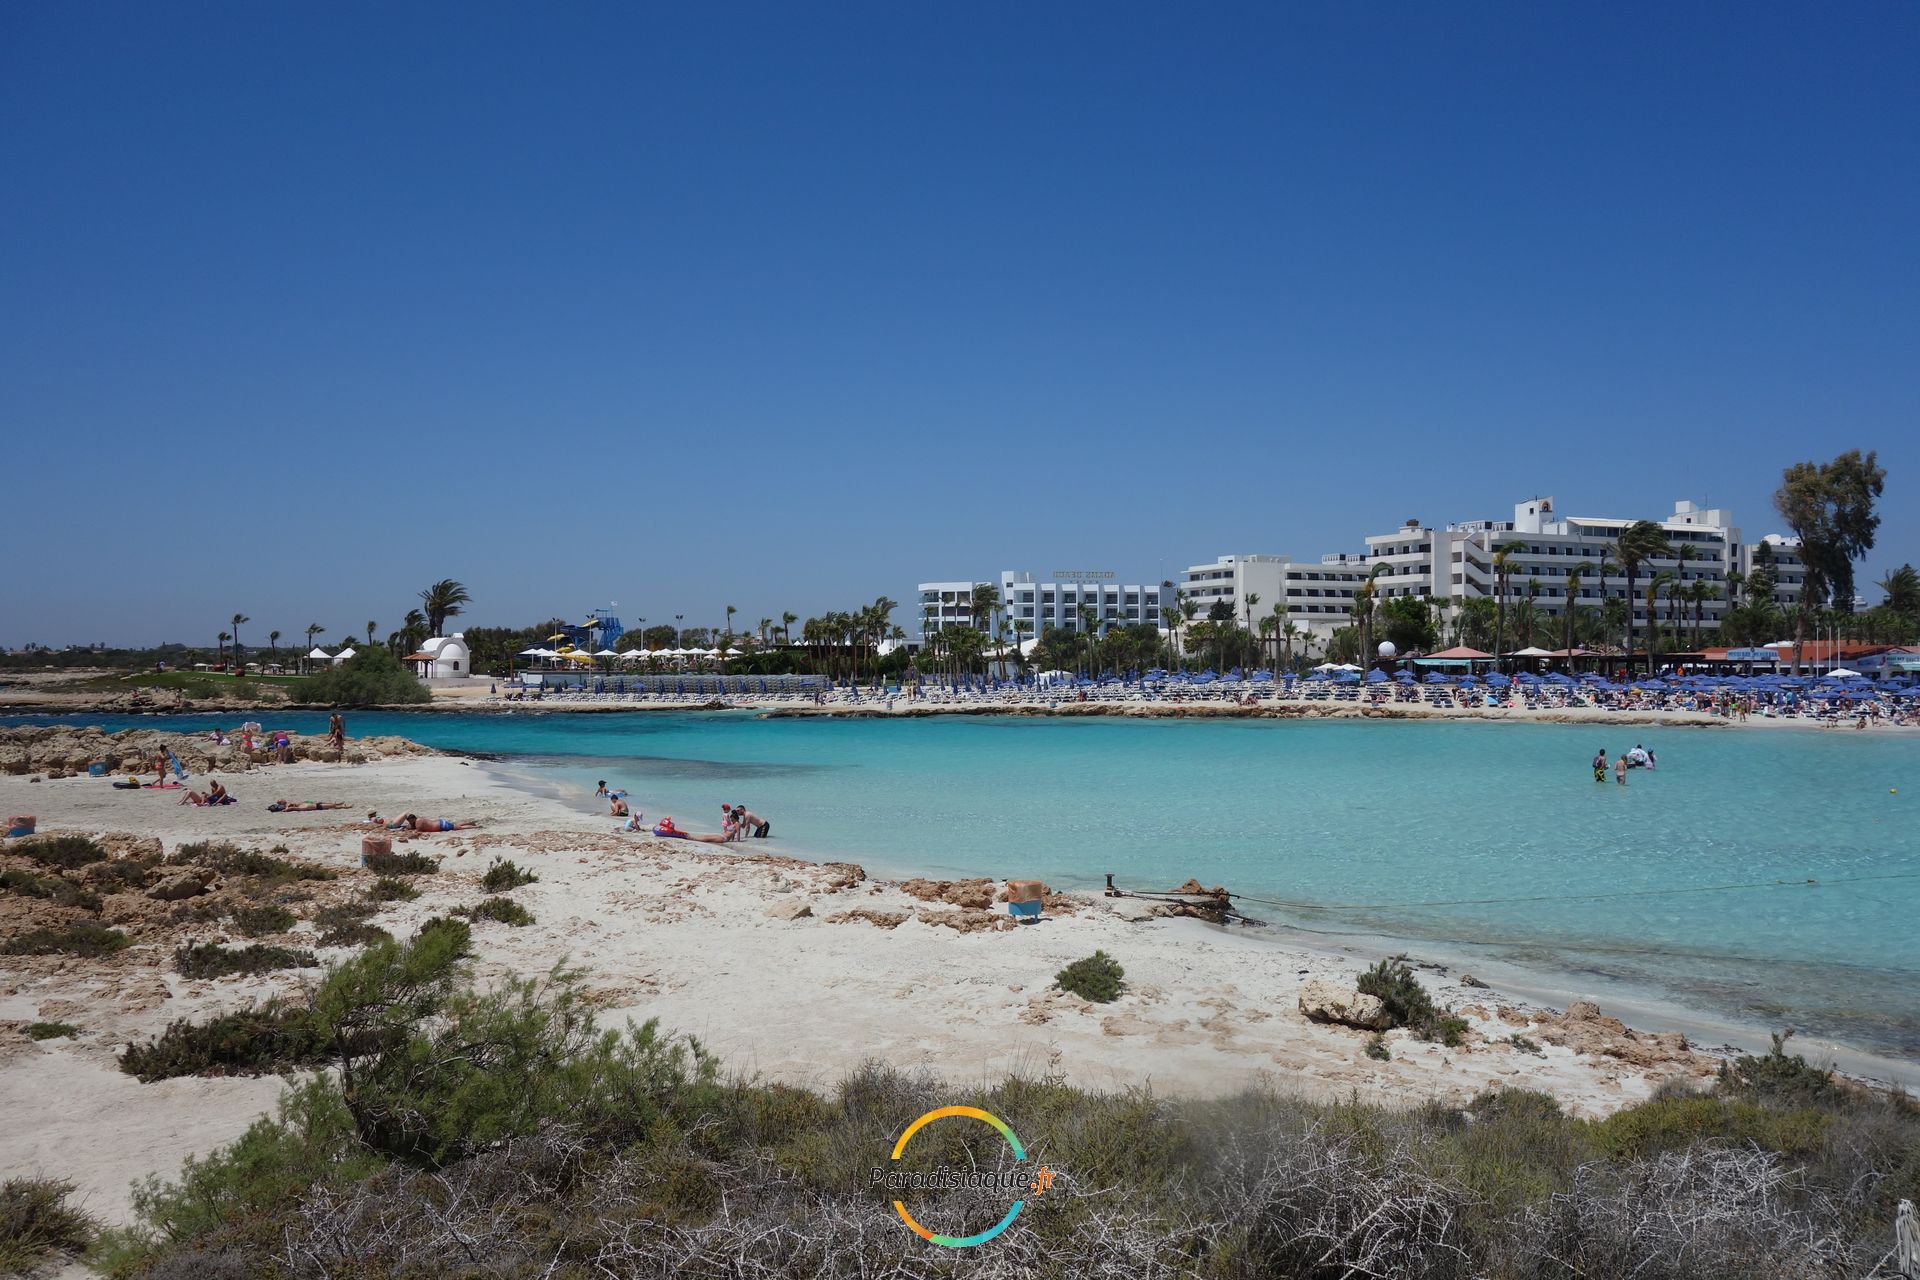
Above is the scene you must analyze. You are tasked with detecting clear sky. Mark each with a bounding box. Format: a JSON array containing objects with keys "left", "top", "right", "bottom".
[{"left": 5, "top": 3, "right": 1916, "bottom": 647}]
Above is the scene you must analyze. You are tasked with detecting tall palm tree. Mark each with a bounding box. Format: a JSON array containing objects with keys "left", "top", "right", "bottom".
[
  {"left": 781, "top": 612, "right": 798, "bottom": 646},
  {"left": 1281, "top": 617, "right": 1302, "bottom": 671},
  {"left": 1561, "top": 565, "right": 1585, "bottom": 660},
  {"left": 757, "top": 617, "right": 772, "bottom": 647},
  {"left": 724, "top": 605, "right": 737, "bottom": 645},
  {"left": 268, "top": 629, "right": 281, "bottom": 663},
  {"left": 366, "top": 621, "right": 377, "bottom": 647},
  {"left": 1356, "top": 563, "right": 1392, "bottom": 673},
  {"left": 419, "top": 580, "right": 471, "bottom": 637},
  {"left": 304, "top": 623, "right": 325, "bottom": 672},
  {"left": 229, "top": 613, "right": 249, "bottom": 668},
  {"left": 1175, "top": 598, "right": 1200, "bottom": 669},
  {"left": 1491, "top": 540, "right": 1525, "bottom": 670},
  {"left": 1644, "top": 573, "right": 1672, "bottom": 662},
  {"left": 216, "top": 631, "right": 229, "bottom": 666},
  {"left": 1607, "top": 521, "right": 1671, "bottom": 674},
  {"left": 1242, "top": 593, "right": 1260, "bottom": 670}
]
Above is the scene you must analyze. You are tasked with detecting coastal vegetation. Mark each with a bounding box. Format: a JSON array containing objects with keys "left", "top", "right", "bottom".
[
  {"left": 1358, "top": 956, "right": 1470, "bottom": 1047},
  {"left": 299, "top": 646, "right": 431, "bottom": 707},
  {"left": 480, "top": 857, "right": 538, "bottom": 891},
  {"left": 173, "top": 941, "right": 318, "bottom": 979},
  {"left": 88, "top": 922, "right": 1919, "bottom": 1279},
  {"left": 360, "top": 848, "right": 438, "bottom": 877},
  {"left": 27, "top": 1021, "right": 79, "bottom": 1040},
  {"left": 1, "top": 922, "right": 129, "bottom": 957},
  {"left": 457, "top": 894, "right": 535, "bottom": 926},
  {"left": 0, "top": 1177, "right": 96, "bottom": 1275},
  {"left": 1054, "top": 950, "right": 1126, "bottom": 1003}
]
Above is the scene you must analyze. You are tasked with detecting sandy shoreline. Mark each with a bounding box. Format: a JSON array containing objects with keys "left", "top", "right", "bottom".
[{"left": 1, "top": 744, "right": 1910, "bottom": 1231}]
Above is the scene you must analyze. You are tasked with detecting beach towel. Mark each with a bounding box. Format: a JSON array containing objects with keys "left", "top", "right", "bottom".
[{"left": 144, "top": 782, "right": 183, "bottom": 790}]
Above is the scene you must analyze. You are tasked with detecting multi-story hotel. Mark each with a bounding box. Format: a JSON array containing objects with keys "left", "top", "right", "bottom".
[
  {"left": 1178, "top": 554, "right": 1366, "bottom": 642},
  {"left": 1357, "top": 497, "right": 1803, "bottom": 631},
  {"left": 917, "top": 572, "right": 1171, "bottom": 637},
  {"left": 921, "top": 498, "right": 1808, "bottom": 645}
]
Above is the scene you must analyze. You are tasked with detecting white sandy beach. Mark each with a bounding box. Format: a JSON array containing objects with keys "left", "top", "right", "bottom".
[{"left": 0, "top": 744, "right": 1897, "bottom": 1230}]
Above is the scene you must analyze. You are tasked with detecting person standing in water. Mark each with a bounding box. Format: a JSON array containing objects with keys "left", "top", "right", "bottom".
[
  {"left": 1615, "top": 753, "right": 1629, "bottom": 786},
  {"left": 1592, "top": 749, "right": 1608, "bottom": 782}
]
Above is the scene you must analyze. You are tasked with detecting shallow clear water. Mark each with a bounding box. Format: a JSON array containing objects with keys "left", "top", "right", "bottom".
[{"left": 11, "top": 710, "right": 1918, "bottom": 1056}]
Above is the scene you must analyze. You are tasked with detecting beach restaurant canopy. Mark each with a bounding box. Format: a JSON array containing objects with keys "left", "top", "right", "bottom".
[{"left": 1413, "top": 645, "right": 1492, "bottom": 669}]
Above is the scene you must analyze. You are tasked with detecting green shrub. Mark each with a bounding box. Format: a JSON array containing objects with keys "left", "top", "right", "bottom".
[
  {"left": 458, "top": 896, "right": 534, "bottom": 927},
  {"left": 1508, "top": 1034, "right": 1542, "bottom": 1055},
  {"left": 0, "top": 1177, "right": 96, "bottom": 1272},
  {"left": 363, "top": 849, "right": 438, "bottom": 876},
  {"left": 1054, "top": 950, "right": 1126, "bottom": 1003},
  {"left": 229, "top": 903, "right": 297, "bottom": 937},
  {"left": 27, "top": 1021, "right": 78, "bottom": 1040},
  {"left": 367, "top": 875, "right": 420, "bottom": 900},
  {"left": 481, "top": 858, "right": 538, "bottom": 891},
  {"left": 120, "top": 1002, "right": 329, "bottom": 1082},
  {"left": 171, "top": 842, "right": 335, "bottom": 884},
  {"left": 1357, "top": 956, "right": 1468, "bottom": 1046},
  {"left": 302, "top": 646, "right": 430, "bottom": 707},
  {"left": 313, "top": 901, "right": 391, "bottom": 948},
  {"left": 1716, "top": 1031, "right": 1846, "bottom": 1108},
  {"left": 15, "top": 835, "right": 108, "bottom": 870},
  {"left": 1, "top": 923, "right": 129, "bottom": 956},
  {"left": 86, "top": 857, "right": 157, "bottom": 890},
  {"left": 0, "top": 866, "right": 102, "bottom": 911},
  {"left": 1364, "top": 1033, "right": 1390, "bottom": 1060},
  {"left": 174, "top": 942, "right": 318, "bottom": 979}
]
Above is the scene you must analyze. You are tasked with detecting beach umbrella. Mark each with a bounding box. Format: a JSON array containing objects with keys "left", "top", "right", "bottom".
[
  {"left": 1366, "top": 668, "right": 1388, "bottom": 683},
  {"left": 593, "top": 648, "right": 620, "bottom": 658},
  {"left": 1423, "top": 671, "right": 1448, "bottom": 683},
  {"left": 1486, "top": 673, "right": 1510, "bottom": 686},
  {"left": 1394, "top": 670, "right": 1414, "bottom": 682},
  {"left": 517, "top": 646, "right": 546, "bottom": 656}
]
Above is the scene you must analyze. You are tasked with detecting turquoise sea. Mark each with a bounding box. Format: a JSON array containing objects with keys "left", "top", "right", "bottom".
[{"left": 9, "top": 711, "right": 1917, "bottom": 1059}]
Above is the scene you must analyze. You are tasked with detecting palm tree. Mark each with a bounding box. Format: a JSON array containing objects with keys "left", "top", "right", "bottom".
[
  {"left": 1879, "top": 564, "right": 1920, "bottom": 617},
  {"left": 725, "top": 605, "right": 737, "bottom": 645},
  {"left": 1356, "top": 563, "right": 1392, "bottom": 673},
  {"left": 757, "top": 617, "right": 772, "bottom": 647},
  {"left": 1242, "top": 593, "right": 1260, "bottom": 670},
  {"left": 216, "top": 631, "right": 230, "bottom": 667},
  {"left": 1175, "top": 598, "right": 1199, "bottom": 670},
  {"left": 1560, "top": 565, "right": 1585, "bottom": 660},
  {"left": 781, "top": 612, "right": 798, "bottom": 646},
  {"left": 304, "top": 623, "right": 325, "bottom": 672},
  {"left": 419, "top": 579, "right": 472, "bottom": 637},
  {"left": 268, "top": 629, "right": 281, "bottom": 664},
  {"left": 1281, "top": 617, "right": 1302, "bottom": 671},
  {"left": 1491, "top": 540, "right": 1525, "bottom": 670},
  {"left": 229, "top": 613, "right": 249, "bottom": 669},
  {"left": 1644, "top": 572, "right": 1672, "bottom": 662},
  {"left": 366, "top": 621, "right": 377, "bottom": 647},
  {"left": 1607, "top": 521, "right": 1671, "bottom": 674}
]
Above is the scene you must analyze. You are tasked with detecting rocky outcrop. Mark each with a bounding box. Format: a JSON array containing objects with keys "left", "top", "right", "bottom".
[
  {"left": 766, "top": 897, "right": 813, "bottom": 921},
  {"left": 1298, "top": 980, "right": 1389, "bottom": 1031},
  {"left": 0, "top": 726, "right": 433, "bottom": 776},
  {"left": 902, "top": 878, "right": 997, "bottom": 909},
  {"left": 146, "top": 870, "right": 213, "bottom": 902},
  {"left": 1538, "top": 1000, "right": 1692, "bottom": 1067}
]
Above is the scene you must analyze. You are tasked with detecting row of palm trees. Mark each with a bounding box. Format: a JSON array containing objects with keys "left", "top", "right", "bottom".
[{"left": 208, "top": 580, "right": 473, "bottom": 674}]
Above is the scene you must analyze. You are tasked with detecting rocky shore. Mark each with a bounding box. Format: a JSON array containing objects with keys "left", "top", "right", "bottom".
[{"left": 0, "top": 725, "right": 434, "bottom": 778}]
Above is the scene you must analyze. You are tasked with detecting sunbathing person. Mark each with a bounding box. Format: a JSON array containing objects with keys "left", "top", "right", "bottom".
[
  {"left": 205, "top": 780, "right": 234, "bottom": 805},
  {"left": 649, "top": 816, "right": 728, "bottom": 844},
  {"left": 388, "top": 813, "right": 481, "bottom": 832},
  {"left": 266, "top": 800, "right": 350, "bottom": 812}
]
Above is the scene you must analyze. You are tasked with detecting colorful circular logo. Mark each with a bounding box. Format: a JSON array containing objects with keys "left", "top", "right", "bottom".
[{"left": 888, "top": 1106, "right": 1028, "bottom": 1247}]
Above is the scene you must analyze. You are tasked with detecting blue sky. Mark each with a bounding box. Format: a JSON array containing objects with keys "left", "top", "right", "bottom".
[{"left": 4, "top": 3, "right": 1915, "bottom": 647}]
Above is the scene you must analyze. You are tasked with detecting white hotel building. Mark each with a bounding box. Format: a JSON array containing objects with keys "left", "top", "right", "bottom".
[
  {"left": 918, "top": 572, "right": 1172, "bottom": 637},
  {"left": 1177, "top": 497, "right": 1807, "bottom": 649},
  {"left": 1358, "top": 497, "right": 1804, "bottom": 631}
]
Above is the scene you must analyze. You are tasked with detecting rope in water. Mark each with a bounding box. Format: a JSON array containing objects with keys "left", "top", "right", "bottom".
[{"left": 1123, "top": 868, "right": 1920, "bottom": 914}]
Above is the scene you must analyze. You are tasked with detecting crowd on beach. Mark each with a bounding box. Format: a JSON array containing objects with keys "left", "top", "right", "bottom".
[
  {"left": 502, "top": 667, "right": 1917, "bottom": 726},
  {"left": 594, "top": 779, "right": 772, "bottom": 844}
]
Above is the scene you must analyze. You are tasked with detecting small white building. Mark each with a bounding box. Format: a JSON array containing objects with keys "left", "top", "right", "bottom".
[{"left": 407, "top": 633, "right": 471, "bottom": 678}]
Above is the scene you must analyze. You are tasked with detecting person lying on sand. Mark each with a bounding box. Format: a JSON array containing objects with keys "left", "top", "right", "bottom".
[
  {"left": 648, "top": 816, "right": 728, "bottom": 844},
  {"left": 388, "top": 813, "right": 481, "bottom": 832},
  {"left": 267, "top": 800, "right": 349, "bottom": 812}
]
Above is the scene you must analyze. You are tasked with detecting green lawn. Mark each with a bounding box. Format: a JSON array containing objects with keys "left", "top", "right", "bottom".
[{"left": 66, "top": 670, "right": 314, "bottom": 693}]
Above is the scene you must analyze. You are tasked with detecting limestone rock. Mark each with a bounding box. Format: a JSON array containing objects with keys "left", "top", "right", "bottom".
[
  {"left": 147, "top": 870, "right": 213, "bottom": 902},
  {"left": 1298, "top": 980, "right": 1389, "bottom": 1030},
  {"left": 904, "top": 877, "right": 996, "bottom": 909},
  {"left": 766, "top": 897, "right": 813, "bottom": 921}
]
